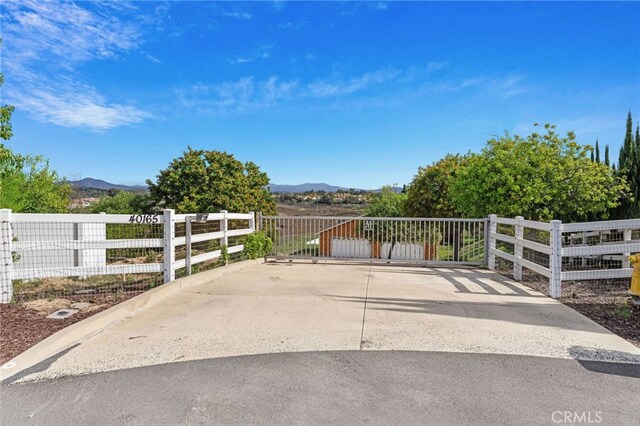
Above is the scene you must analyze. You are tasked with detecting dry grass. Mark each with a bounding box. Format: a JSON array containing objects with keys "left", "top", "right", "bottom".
[
  {"left": 21, "top": 298, "right": 72, "bottom": 315},
  {"left": 276, "top": 203, "right": 366, "bottom": 217}
]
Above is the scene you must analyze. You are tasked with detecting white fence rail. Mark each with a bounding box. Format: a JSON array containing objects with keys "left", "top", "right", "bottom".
[
  {"left": 488, "top": 215, "right": 640, "bottom": 298},
  {"left": 0, "top": 209, "right": 255, "bottom": 303},
  {"left": 2, "top": 207, "right": 635, "bottom": 301}
]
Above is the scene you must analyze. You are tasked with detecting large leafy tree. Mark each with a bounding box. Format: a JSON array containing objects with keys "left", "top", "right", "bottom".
[
  {"left": 147, "top": 148, "right": 276, "bottom": 214},
  {"left": 449, "top": 124, "right": 627, "bottom": 221},
  {"left": 404, "top": 154, "right": 466, "bottom": 218},
  {"left": 0, "top": 51, "right": 70, "bottom": 213},
  {"left": 89, "top": 190, "right": 151, "bottom": 214},
  {"left": 366, "top": 185, "right": 406, "bottom": 217},
  {"left": 0, "top": 39, "right": 14, "bottom": 142},
  {"left": 0, "top": 148, "right": 71, "bottom": 213}
]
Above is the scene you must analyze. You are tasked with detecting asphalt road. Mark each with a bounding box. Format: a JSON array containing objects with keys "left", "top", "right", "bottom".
[{"left": 2, "top": 351, "right": 639, "bottom": 425}]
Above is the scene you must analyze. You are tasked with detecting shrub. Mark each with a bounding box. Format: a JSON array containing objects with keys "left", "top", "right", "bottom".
[{"left": 244, "top": 231, "right": 273, "bottom": 259}]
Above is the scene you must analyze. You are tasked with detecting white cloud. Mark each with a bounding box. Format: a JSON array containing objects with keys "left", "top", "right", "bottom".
[
  {"left": 277, "top": 20, "right": 308, "bottom": 30},
  {"left": 307, "top": 69, "right": 400, "bottom": 98},
  {"left": 1, "top": 0, "right": 157, "bottom": 130},
  {"left": 175, "top": 76, "right": 298, "bottom": 115},
  {"left": 229, "top": 43, "right": 274, "bottom": 65},
  {"left": 174, "top": 64, "right": 532, "bottom": 117},
  {"left": 143, "top": 53, "right": 162, "bottom": 64},
  {"left": 12, "top": 73, "right": 149, "bottom": 129},
  {"left": 222, "top": 11, "right": 252, "bottom": 20},
  {"left": 426, "top": 61, "right": 448, "bottom": 73},
  {"left": 2, "top": 0, "right": 141, "bottom": 65}
]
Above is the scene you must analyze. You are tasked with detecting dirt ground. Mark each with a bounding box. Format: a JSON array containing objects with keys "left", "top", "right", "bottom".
[
  {"left": 0, "top": 295, "right": 133, "bottom": 364},
  {"left": 276, "top": 203, "right": 366, "bottom": 216},
  {"left": 522, "top": 275, "right": 640, "bottom": 348}
]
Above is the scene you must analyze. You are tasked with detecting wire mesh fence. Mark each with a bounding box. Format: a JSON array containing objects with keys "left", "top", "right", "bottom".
[
  {"left": 489, "top": 216, "right": 640, "bottom": 297},
  {"left": 2, "top": 211, "right": 256, "bottom": 303},
  {"left": 9, "top": 217, "right": 164, "bottom": 302},
  {"left": 261, "top": 216, "right": 486, "bottom": 265}
]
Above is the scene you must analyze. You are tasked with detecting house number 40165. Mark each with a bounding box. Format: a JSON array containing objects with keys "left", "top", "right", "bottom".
[{"left": 128, "top": 214, "right": 159, "bottom": 224}]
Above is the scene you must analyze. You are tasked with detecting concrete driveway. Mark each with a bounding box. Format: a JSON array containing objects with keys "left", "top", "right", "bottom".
[{"left": 10, "top": 262, "right": 640, "bottom": 382}]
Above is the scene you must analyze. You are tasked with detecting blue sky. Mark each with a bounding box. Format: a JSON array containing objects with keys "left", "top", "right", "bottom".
[{"left": 2, "top": 1, "right": 639, "bottom": 189}]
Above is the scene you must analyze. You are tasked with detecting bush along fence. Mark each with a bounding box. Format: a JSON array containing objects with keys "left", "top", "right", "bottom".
[
  {"left": 487, "top": 215, "right": 640, "bottom": 298},
  {"left": 0, "top": 209, "right": 255, "bottom": 303}
]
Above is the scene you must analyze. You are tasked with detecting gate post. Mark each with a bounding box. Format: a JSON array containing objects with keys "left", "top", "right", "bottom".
[
  {"left": 623, "top": 229, "right": 632, "bottom": 269},
  {"left": 0, "top": 209, "right": 13, "bottom": 303},
  {"left": 487, "top": 214, "right": 497, "bottom": 270},
  {"left": 163, "top": 209, "right": 175, "bottom": 283},
  {"left": 549, "top": 220, "right": 563, "bottom": 298},
  {"left": 513, "top": 216, "right": 524, "bottom": 281}
]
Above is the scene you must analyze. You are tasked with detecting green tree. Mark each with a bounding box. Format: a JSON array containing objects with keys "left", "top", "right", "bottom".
[
  {"left": 612, "top": 112, "right": 639, "bottom": 218},
  {"left": 449, "top": 124, "right": 626, "bottom": 221},
  {"left": 619, "top": 111, "right": 635, "bottom": 173},
  {"left": 366, "top": 185, "right": 406, "bottom": 217},
  {"left": 595, "top": 139, "right": 600, "bottom": 163},
  {"left": 89, "top": 190, "right": 151, "bottom": 214},
  {"left": 604, "top": 144, "right": 610, "bottom": 167},
  {"left": 0, "top": 39, "right": 14, "bottom": 142},
  {"left": 404, "top": 154, "right": 466, "bottom": 218},
  {"left": 0, "top": 146, "right": 71, "bottom": 213},
  {"left": 147, "top": 148, "right": 276, "bottom": 214}
]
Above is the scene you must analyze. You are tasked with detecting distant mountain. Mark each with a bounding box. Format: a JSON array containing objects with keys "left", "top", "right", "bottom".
[
  {"left": 268, "top": 183, "right": 355, "bottom": 193},
  {"left": 69, "top": 178, "right": 147, "bottom": 192}
]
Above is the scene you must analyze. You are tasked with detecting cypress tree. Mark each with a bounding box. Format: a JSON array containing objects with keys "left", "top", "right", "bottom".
[
  {"left": 634, "top": 125, "right": 640, "bottom": 215},
  {"left": 619, "top": 111, "right": 634, "bottom": 173},
  {"left": 590, "top": 147, "right": 595, "bottom": 162},
  {"left": 604, "top": 144, "right": 610, "bottom": 167},
  {"left": 613, "top": 112, "right": 638, "bottom": 218},
  {"left": 595, "top": 139, "right": 600, "bottom": 163}
]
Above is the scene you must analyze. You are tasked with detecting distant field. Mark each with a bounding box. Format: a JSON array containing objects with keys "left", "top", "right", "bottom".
[{"left": 276, "top": 203, "right": 366, "bottom": 217}]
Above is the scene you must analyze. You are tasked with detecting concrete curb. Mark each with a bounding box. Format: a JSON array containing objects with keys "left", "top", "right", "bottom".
[{"left": 0, "top": 259, "right": 263, "bottom": 382}]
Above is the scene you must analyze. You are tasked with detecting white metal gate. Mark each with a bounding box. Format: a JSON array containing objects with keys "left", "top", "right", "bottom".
[{"left": 260, "top": 215, "right": 487, "bottom": 266}]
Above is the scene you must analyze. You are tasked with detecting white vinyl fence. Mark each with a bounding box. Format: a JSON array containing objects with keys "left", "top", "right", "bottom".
[
  {"left": 487, "top": 215, "right": 640, "bottom": 298},
  {"left": 0, "top": 209, "right": 255, "bottom": 303}
]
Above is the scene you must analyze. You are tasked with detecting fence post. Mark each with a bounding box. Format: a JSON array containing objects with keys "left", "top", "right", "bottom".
[
  {"left": 185, "top": 216, "right": 192, "bottom": 277},
  {"left": 77, "top": 212, "right": 107, "bottom": 278},
  {"left": 249, "top": 211, "right": 256, "bottom": 233},
  {"left": 256, "top": 211, "right": 262, "bottom": 232},
  {"left": 221, "top": 210, "right": 229, "bottom": 247},
  {"left": 549, "top": 220, "right": 563, "bottom": 298},
  {"left": 487, "top": 214, "right": 497, "bottom": 270},
  {"left": 163, "top": 209, "right": 175, "bottom": 283},
  {"left": 622, "top": 229, "right": 632, "bottom": 269},
  {"left": 513, "top": 216, "right": 524, "bottom": 281},
  {"left": 0, "top": 209, "right": 13, "bottom": 303}
]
